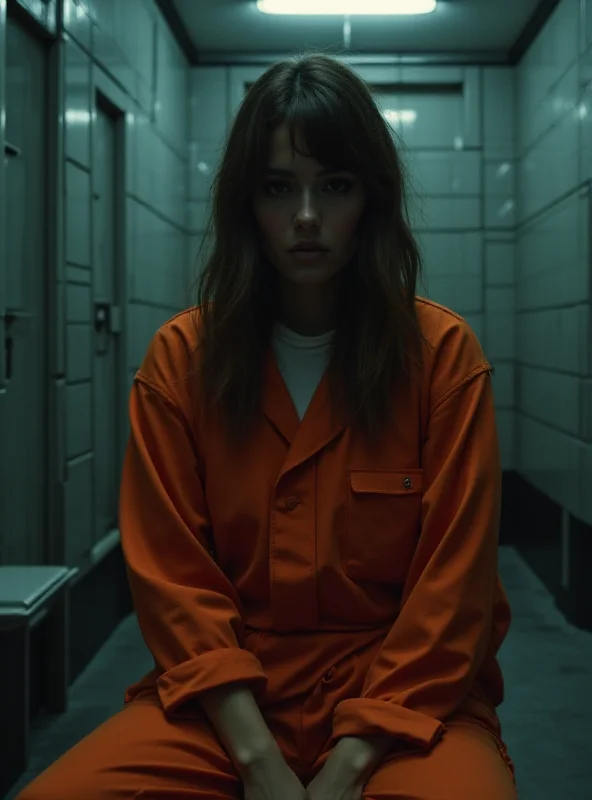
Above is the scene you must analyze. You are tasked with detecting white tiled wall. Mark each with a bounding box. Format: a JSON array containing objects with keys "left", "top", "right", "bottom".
[
  {"left": 516, "top": 0, "right": 592, "bottom": 527},
  {"left": 187, "top": 62, "right": 517, "bottom": 470},
  {"left": 63, "top": 0, "right": 190, "bottom": 358},
  {"left": 61, "top": 0, "right": 190, "bottom": 561}
]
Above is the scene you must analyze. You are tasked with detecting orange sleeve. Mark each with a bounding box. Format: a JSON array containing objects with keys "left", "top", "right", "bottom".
[
  {"left": 332, "top": 361, "right": 501, "bottom": 750},
  {"left": 119, "top": 359, "right": 267, "bottom": 716}
]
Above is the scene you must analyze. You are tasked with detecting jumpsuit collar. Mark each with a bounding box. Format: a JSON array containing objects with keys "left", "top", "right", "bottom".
[{"left": 262, "top": 348, "right": 347, "bottom": 482}]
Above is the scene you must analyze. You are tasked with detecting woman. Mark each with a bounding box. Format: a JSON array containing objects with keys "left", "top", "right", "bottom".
[{"left": 19, "top": 53, "right": 517, "bottom": 800}]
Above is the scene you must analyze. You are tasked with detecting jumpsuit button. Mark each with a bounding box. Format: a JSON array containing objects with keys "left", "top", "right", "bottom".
[
  {"left": 285, "top": 497, "right": 300, "bottom": 511},
  {"left": 403, "top": 477, "right": 413, "bottom": 489}
]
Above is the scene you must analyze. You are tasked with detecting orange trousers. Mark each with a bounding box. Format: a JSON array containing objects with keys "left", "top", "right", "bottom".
[{"left": 16, "top": 689, "right": 517, "bottom": 799}]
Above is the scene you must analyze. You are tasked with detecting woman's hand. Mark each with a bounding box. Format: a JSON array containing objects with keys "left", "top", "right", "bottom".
[
  {"left": 306, "top": 735, "right": 392, "bottom": 800},
  {"left": 306, "top": 767, "right": 364, "bottom": 800},
  {"left": 242, "top": 749, "right": 307, "bottom": 800},
  {"left": 306, "top": 752, "right": 365, "bottom": 800}
]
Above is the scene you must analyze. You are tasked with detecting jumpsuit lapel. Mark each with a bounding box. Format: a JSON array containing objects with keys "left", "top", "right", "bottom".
[
  {"left": 262, "top": 348, "right": 348, "bottom": 480},
  {"left": 261, "top": 349, "right": 301, "bottom": 445}
]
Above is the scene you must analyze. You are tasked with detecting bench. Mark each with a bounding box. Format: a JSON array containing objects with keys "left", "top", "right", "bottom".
[{"left": 0, "top": 565, "right": 78, "bottom": 797}]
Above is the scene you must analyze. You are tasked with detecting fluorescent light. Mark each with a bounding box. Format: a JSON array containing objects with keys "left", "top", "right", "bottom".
[
  {"left": 383, "top": 109, "right": 417, "bottom": 125},
  {"left": 257, "top": 1, "right": 436, "bottom": 14}
]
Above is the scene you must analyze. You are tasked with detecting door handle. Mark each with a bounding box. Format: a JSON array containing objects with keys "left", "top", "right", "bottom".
[
  {"left": 4, "top": 330, "right": 13, "bottom": 381},
  {"left": 93, "top": 302, "right": 121, "bottom": 335},
  {"left": 2, "top": 310, "right": 34, "bottom": 381},
  {"left": 3, "top": 309, "right": 34, "bottom": 337},
  {"left": 4, "top": 141, "right": 21, "bottom": 159},
  {"left": 94, "top": 302, "right": 121, "bottom": 356},
  {"left": 3, "top": 309, "right": 34, "bottom": 326},
  {"left": 94, "top": 302, "right": 110, "bottom": 333}
]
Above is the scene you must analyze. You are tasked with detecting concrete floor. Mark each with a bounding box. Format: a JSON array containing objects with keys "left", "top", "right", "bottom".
[{"left": 6, "top": 546, "right": 592, "bottom": 799}]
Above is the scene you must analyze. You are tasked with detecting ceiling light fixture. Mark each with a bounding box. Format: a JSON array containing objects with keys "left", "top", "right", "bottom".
[{"left": 256, "top": 0, "right": 437, "bottom": 14}]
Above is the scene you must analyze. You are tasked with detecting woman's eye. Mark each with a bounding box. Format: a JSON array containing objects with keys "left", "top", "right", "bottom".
[
  {"left": 325, "top": 178, "right": 353, "bottom": 193},
  {"left": 264, "top": 181, "right": 290, "bottom": 195}
]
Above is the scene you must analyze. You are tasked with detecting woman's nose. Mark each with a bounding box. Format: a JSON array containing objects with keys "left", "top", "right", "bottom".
[
  {"left": 295, "top": 194, "right": 320, "bottom": 226},
  {"left": 295, "top": 209, "right": 320, "bottom": 227}
]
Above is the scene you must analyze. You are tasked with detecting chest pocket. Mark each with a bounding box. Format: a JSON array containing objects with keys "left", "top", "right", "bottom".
[{"left": 343, "top": 469, "right": 423, "bottom": 583}]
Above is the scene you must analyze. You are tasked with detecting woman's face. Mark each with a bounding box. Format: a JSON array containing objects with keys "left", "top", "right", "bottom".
[{"left": 253, "top": 124, "right": 366, "bottom": 288}]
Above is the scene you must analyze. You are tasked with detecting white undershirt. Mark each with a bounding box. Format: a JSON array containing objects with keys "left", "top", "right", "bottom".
[{"left": 271, "top": 322, "right": 334, "bottom": 420}]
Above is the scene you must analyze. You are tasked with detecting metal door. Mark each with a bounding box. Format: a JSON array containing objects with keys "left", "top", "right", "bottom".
[
  {"left": 0, "top": 14, "right": 48, "bottom": 565},
  {"left": 92, "top": 98, "right": 121, "bottom": 546}
]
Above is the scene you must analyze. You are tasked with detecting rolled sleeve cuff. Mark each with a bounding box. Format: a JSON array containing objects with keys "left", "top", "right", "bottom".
[
  {"left": 333, "top": 698, "right": 444, "bottom": 750},
  {"left": 157, "top": 648, "right": 268, "bottom": 716}
]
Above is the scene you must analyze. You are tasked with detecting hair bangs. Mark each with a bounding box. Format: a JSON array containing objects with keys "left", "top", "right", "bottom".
[{"left": 283, "top": 86, "right": 360, "bottom": 172}]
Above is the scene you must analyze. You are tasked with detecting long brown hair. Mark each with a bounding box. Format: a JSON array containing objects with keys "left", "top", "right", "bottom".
[{"left": 192, "top": 52, "right": 430, "bottom": 443}]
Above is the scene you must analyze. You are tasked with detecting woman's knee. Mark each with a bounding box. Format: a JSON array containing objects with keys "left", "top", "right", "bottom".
[
  {"left": 363, "top": 721, "right": 517, "bottom": 800},
  {"left": 14, "top": 768, "right": 99, "bottom": 800},
  {"left": 13, "top": 696, "right": 241, "bottom": 800}
]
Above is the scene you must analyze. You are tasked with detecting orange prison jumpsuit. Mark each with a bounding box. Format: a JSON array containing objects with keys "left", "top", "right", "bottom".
[{"left": 18, "top": 298, "right": 518, "bottom": 799}]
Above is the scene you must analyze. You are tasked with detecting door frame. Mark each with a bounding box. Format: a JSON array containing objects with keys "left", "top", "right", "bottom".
[
  {"left": 0, "top": 0, "right": 7, "bottom": 564},
  {"left": 46, "top": 28, "right": 67, "bottom": 565},
  {"left": 89, "top": 65, "right": 130, "bottom": 563},
  {"left": 0, "top": 3, "right": 56, "bottom": 564},
  {"left": 0, "top": 0, "right": 8, "bottom": 403}
]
